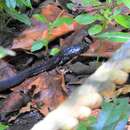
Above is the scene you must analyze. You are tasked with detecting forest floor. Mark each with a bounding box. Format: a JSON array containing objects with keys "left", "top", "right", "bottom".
[{"left": 0, "top": 0, "right": 130, "bottom": 130}]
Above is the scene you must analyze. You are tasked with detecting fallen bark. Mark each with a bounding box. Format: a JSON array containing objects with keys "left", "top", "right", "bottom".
[{"left": 31, "top": 41, "right": 130, "bottom": 130}]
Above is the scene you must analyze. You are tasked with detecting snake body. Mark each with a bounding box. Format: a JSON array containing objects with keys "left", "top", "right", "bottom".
[{"left": 0, "top": 42, "right": 90, "bottom": 91}]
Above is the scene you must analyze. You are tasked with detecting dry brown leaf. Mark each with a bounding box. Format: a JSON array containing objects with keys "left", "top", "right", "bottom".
[
  {"left": 12, "top": 25, "right": 47, "bottom": 50},
  {"left": 31, "top": 70, "right": 66, "bottom": 115},
  {"left": 19, "top": 102, "right": 31, "bottom": 114},
  {"left": 8, "top": 115, "right": 18, "bottom": 122},
  {"left": 41, "top": 4, "right": 70, "bottom": 22},
  {"left": 82, "top": 39, "right": 123, "bottom": 57},
  {"left": 12, "top": 69, "right": 66, "bottom": 116},
  {"left": 115, "top": 84, "right": 130, "bottom": 96},
  {"left": 101, "top": 84, "right": 130, "bottom": 99},
  {"left": 60, "top": 28, "right": 88, "bottom": 47},
  {"left": 0, "top": 60, "right": 16, "bottom": 80},
  {"left": 11, "top": 4, "right": 79, "bottom": 50},
  {"left": 100, "top": 87, "right": 116, "bottom": 99},
  {"left": 38, "top": 106, "right": 49, "bottom": 116},
  {"left": 0, "top": 69, "right": 66, "bottom": 118},
  {"left": 0, "top": 91, "right": 30, "bottom": 117},
  {"left": 8, "top": 103, "right": 31, "bottom": 122}
]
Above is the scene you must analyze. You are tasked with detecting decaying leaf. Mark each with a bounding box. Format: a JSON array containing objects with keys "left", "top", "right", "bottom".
[
  {"left": 0, "top": 69, "right": 66, "bottom": 119},
  {"left": 0, "top": 91, "right": 31, "bottom": 120},
  {"left": 101, "top": 84, "right": 130, "bottom": 99},
  {"left": 11, "top": 4, "right": 79, "bottom": 50},
  {"left": 0, "top": 60, "right": 16, "bottom": 80},
  {"left": 116, "top": 84, "right": 130, "bottom": 95},
  {"left": 31, "top": 70, "right": 66, "bottom": 115},
  {"left": 83, "top": 39, "right": 123, "bottom": 57}
]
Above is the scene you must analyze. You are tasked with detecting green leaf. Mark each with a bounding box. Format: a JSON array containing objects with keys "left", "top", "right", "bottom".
[
  {"left": 95, "top": 14, "right": 105, "bottom": 21},
  {"left": 114, "top": 15, "right": 130, "bottom": 28},
  {"left": 14, "top": 13, "right": 31, "bottom": 26},
  {"left": 121, "top": 0, "right": 130, "bottom": 9},
  {"left": 31, "top": 39, "right": 48, "bottom": 52},
  {"left": 113, "top": 9, "right": 122, "bottom": 17},
  {"left": 96, "top": 32, "right": 130, "bottom": 42},
  {"left": 88, "top": 24, "right": 103, "bottom": 35},
  {"left": 66, "top": 3, "right": 74, "bottom": 10},
  {"left": 116, "top": 0, "right": 122, "bottom": 5},
  {"left": 106, "top": 0, "right": 112, "bottom": 3},
  {"left": 82, "top": 0, "right": 91, "bottom": 6},
  {"left": 82, "top": 0, "right": 101, "bottom": 6},
  {"left": 33, "top": 14, "right": 48, "bottom": 24},
  {"left": 90, "top": 98, "right": 130, "bottom": 130},
  {"left": 0, "top": 1, "right": 5, "bottom": 9},
  {"left": 6, "top": 8, "right": 31, "bottom": 26},
  {"left": 77, "top": 116, "right": 97, "bottom": 130},
  {"left": 52, "top": 17, "right": 74, "bottom": 28},
  {"left": 102, "top": 8, "right": 112, "bottom": 20},
  {"left": 83, "top": 116, "right": 97, "bottom": 127},
  {"left": 49, "top": 48, "right": 60, "bottom": 56},
  {"left": 21, "top": 0, "right": 32, "bottom": 8},
  {"left": 77, "top": 122, "right": 87, "bottom": 130},
  {"left": 5, "top": 0, "right": 16, "bottom": 8},
  {"left": 75, "top": 14, "right": 96, "bottom": 25},
  {"left": 0, "top": 47, "right": 15, "bottom": 59},
  {"left": 15, "top": 0, "right": 31, "bottom": 8},
  {"left": 0, "top": 123, "right": 8, "bottom": 130}
]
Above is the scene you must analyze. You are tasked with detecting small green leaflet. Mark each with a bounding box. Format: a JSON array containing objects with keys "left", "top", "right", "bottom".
[
  {"left": 82, "top": 0, "right": 101, "bottom": 6},
  {"left": 96, "top": 32, "right": 130, "bottom": 42},
  {"left": 20, "top": 0, "right": 32, "bottom": 8},
  {"left": 89, "top": 98, "right": 130, "bottom": 130},
  {"left": 102, "top": 8, "right": 112, "bottom": 20},
  {"left": 77, "top": 123, "right": 86, "bottom": 130},
  {"left": 49, "top": 48, "right": 60, "bottom": 56},
  {"left": 82, "top": 0, "right": 91, "bottom": 6},
  {"left": 0, "top": 123, "right": 8, "bottom": 130},
  {"left": 15, "top": 0, "right": 32, "bottom": 8},
  {"left": 31, "top": 39, "right": 48, "bottom": 52},
  {"left": 0, "top": 47, "right": 16, "bottom": 59},
  {"left": 5, "top": 0, "right": 16, "bottom": 8},
  {"left": 94, "top": 14, "right": 105, "bottom": 21},
  {"left": 6, "top": 8, "right": 31, "bottom": 26},
  {"left": 77, "top": 98, "right": 130, "bottom": 130},
  {"left": 88, "top": 24, "right": 103, "bottom": 35},
  {"left": 66, "top": 3, "right": 74, "bottom": 10},
  {"left": 113, "top": 9, "right": 122, "bottom": 17},
  {"left": 75, "top": 14, "right": 96, "bottom": 25},
  {"left": 33, "top": 14, "right": 48, "bottom": 24},
  {"left": 77, "top": 116, "right": 97, "bottom": 130},
  {"left": 52, "top": 17, "right": 74, "bottom": 28},
  {"left": 106, "top": 0, "right": 112, "bottom": 3},
  {"left": 6, "top": 0, "right": 32, "bottom": 8},
  {"left": 114, "top": 15, "right": 130, "bottom": 28}
]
